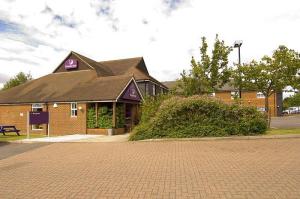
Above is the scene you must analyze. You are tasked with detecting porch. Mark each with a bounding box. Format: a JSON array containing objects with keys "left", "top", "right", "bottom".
[{"left": 86, "top": 102, "right": 139, "bottom": 135}]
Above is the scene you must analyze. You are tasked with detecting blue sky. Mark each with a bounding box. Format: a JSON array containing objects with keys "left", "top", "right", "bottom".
[{"left": 0, "top": 0, "right": 300, "bottom": 87}]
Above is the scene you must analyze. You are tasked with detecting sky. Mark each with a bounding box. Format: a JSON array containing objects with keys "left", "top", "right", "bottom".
[{"left": 0, "top": 0, "right": 300, "bottom": 87}]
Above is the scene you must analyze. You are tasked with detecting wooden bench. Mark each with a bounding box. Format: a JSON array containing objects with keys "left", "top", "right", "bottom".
[{"left": 0, "top": 126, "right": 20, "bottom": 136}]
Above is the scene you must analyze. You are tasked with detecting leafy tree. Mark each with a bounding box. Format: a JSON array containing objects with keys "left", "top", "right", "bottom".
[
  {"left": 178, "top": 35, "right": 232, "bottom": 96},
  {"left": 283, "top": 93, "right": 300, "bottom": 109},
  {"left": 2, "top": 72, "right": 33, "bottom": 90},
  {"left": 234, "top": 46, "right": 300, "bottom": 126}
]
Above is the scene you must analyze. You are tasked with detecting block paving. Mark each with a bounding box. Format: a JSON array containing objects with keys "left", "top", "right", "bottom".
[{"left": 0, "top": 138, "right": 300, "bottom": 198}]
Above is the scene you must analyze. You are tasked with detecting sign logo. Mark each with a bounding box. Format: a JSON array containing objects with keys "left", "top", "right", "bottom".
[
  {"left": 129, "top": 88, "right": 137, "bottom": 98},
  {"left": 65, "top": 59, "right": 78, "bottom": 69},
  {"left": 121, "top": 82, "right": 141, "bottom": 101}
]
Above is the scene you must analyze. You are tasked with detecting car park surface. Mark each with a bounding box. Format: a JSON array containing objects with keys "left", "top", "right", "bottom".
[{"left": 0, "top": 139, "right": 299, "bottom": 198}]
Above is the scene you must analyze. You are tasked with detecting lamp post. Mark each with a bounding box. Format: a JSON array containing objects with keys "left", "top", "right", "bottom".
[{"left": 234, "top": 40, "right": 243, "bottom": 98}]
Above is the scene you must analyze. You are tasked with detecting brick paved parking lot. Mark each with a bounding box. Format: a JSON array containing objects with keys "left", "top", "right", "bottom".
[{"left": 0, "top": 139, "right": 300, "bottom": 199}]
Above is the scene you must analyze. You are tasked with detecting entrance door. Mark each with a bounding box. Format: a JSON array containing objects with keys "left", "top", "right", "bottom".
[{"left": 125, "top": 104, "right": 132, "bottom": 132}]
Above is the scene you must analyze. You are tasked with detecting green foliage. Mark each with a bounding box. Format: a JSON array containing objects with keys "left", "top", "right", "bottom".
[
  {"left": 233, "top": 45, "right": 300, "bottom": 112},
  {"left": 87, "top": 106, "right": 96, "bottom": 128},
  {"left": 98, "top": 106, "right": 113, "bottom": 128},
  {"left": 140, "top": 94, "right": 172, "bottom": 123},
  {"left": 283, "top": 93, "right": 300, "bottom": 109},
  {"left": 130, "top": 96, "right": 267, "bottom": 141},
  {"left": 86, "top": 104, "right": 125, "bottom": 129},
  {"left": 2, "top": 72, "right": 32, "bottom": 90},
  {"left": 116, "top": 104, "right": 125, "bottom": 128},
  {"left": 178, "top": 35, "right": 232, "bottom": 96}
]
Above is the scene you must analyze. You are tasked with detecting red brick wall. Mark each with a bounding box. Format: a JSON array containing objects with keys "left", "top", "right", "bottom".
[
  {"left": 215, "top": 91, "right": 279, "bottom": 116},
  {"left": 48, "top": 103, "right": 86, "bottom": 135},
  {"left": 0, "top": 105, "right": 31, "bottom": 134},
  {"left": 0, "top": 103, "right": 87, "bottom": 135}
]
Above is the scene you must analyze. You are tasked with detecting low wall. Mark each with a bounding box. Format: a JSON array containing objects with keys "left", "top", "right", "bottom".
[{"left": 87, "top": 128, "right": 125, "bottom": 135}]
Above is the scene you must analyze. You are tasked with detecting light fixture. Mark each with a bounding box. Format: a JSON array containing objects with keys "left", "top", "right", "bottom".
[
  {"left": 53, "top": 103, "right": 58, "bottom": 108},
  {"left": 234, "top": 40, "right": 243, "bottom": 48},
  {"left": 78, "top": 106, "right": 83, "bottom": 110}
]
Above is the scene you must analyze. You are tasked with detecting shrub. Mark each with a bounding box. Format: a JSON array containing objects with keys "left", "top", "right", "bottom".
[
  {"left": 140, "top": 94, "right": 172, "bottom": 123},
  {"left": 130, "top": 95, "right": 267, "bottom": 140},
  {"left": 87, "top": 106, "right": 96, "bottom": 128},
  {"left": 98, "top": 106, "right": 113, "bottom": 128},
  {"left": 116, "top": 104, "right": 125, "bottom": 128}
]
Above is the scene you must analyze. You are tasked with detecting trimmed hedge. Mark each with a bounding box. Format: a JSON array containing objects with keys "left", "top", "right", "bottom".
[{"left": 129, "top": 95, "right": 267, "bottom": 140}]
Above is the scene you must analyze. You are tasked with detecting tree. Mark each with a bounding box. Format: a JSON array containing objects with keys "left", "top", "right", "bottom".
[
  {"left": 178, "top": 35, "right": 232, "bottom": 96},
  {"left": 283, "top": 93, "right": 300, "bottom": 109},
  {"left": 234, "top": 46, "right": 300, "bottom": 126},
  {"left": 2, "top": 72, "right": 33, "bottom": 90}
]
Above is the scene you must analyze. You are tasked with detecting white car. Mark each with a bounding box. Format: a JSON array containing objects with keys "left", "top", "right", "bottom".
[{"left": 283, "top": 107, "right": 300, "bottom": 114}]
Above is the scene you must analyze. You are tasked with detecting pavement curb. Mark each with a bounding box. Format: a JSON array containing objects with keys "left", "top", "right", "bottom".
[{"left": 138, "top": 134, "right": 300, "bottom": 142}]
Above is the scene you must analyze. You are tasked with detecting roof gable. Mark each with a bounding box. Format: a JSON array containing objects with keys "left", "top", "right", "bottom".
[
  {"left": 53, "top": 51, "right": 113, "bottom": 76},
  {"left": 53, "top": 51, "right": 95, "bottom": 73},
  {"left": 118, "top": 79, "right": 143, "bottom": 102}
]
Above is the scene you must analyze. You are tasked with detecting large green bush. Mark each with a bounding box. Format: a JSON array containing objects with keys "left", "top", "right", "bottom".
[{"left": 130, "top": 96, "right": 267, "bottom": 140}]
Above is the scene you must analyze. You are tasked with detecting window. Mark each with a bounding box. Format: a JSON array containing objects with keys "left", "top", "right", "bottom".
[
  {"left": 71, "top": 102, "right": 77, "bottom": 117},
  {"left": 32, "top": 103, "right": 43, "bottom": 130},
  {"left": 256, "top": 92, "right": 265, "bottom": 98},
  {"left": 152, "top": 84, "right": 156, "bottom": 95},
  {"left": 32, "top": 103, "right": 43, "bottom": 112},
  {"left": 208, "top": 92, "right": 215, "bottom": 97},
  {"left": 231, "top": 91, "right": 239, "bottom": 99},
  {"left": 257, "top": 107, "right": 266, "bottom": 112}
]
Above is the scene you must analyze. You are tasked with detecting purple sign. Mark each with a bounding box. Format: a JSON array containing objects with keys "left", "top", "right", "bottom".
[
  {"left": 121, "top": 82, "right": 141, "bottom": 101},
  {"left": 29, "top": 112, "right": 49, "bottom": 125},
  {"left": 64, "top": 59, "right": 78, "bottom": 69}
]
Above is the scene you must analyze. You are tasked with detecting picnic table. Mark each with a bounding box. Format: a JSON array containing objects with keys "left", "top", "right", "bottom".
[{"left": 0, "top": 126, "right": 20, "bottom": 136}]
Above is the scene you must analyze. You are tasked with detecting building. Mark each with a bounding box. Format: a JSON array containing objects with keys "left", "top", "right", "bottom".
[
  {"left": 163, "top": 81, "right": 283, "bottom": 117},
  {"left": 0, "top": 51, "right": 168, "bottom": 135}
]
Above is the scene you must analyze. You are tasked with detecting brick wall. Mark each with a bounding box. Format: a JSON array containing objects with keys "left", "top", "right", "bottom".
[
  {"left": 48, "top": 103, "right": 86, "bottom": 135},
  {"left": 0, "top": 103, "right": 87, "bottom": 135},
  {"left": 0, "top": 105, "right": 31, "bottom": 134},
  {"left": 215, "top": 91, "right": 280, "bottom": 116}
]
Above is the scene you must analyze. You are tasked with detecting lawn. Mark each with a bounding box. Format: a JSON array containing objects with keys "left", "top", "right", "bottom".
[
  {"left": 0, "top": 134, "right": 46, "bottom": 142},
  {"left": 267, "top": 128, "right": 300, "bottom": 135}
]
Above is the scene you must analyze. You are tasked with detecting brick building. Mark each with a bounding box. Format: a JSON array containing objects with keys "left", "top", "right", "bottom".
[
  {"left": 163, "top": 81, "right": 283, "bottom": 117},
  {"left": 0, "top": 51, "right": 168, "bottom": 135}
]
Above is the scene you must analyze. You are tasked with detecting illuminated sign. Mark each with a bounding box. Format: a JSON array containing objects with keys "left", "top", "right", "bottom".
[{"left": 65, "top": 59, "right": 78, "bottom": 69}]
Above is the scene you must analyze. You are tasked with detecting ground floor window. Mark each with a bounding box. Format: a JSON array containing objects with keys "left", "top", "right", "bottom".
[
  {"left": 71, "top": 102, "right": 77, "bottom": 117},
  {"left": 257, "top": 107, "right": 266, "bottom": 112},
  {"left": 256, "top": 92, "right": 265, "bottom": 98},
  {"left": 32, "top": 103, "right": 43, "bottom": 130},
  {"left": 208, "top": 92, "right": 216, "bottom": 97},
  {"left": 231, "top": 91, "right": 239, "bottom": 99}
]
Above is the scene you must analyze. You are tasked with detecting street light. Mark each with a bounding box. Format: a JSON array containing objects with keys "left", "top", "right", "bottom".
[{"left": 234, "top": 40, "right": 243, "bottom": 98}]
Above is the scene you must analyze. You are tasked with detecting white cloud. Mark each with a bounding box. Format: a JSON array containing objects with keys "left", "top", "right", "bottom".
[{"left": 0, "top": 0, "right": 299, "bottom": 81}]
